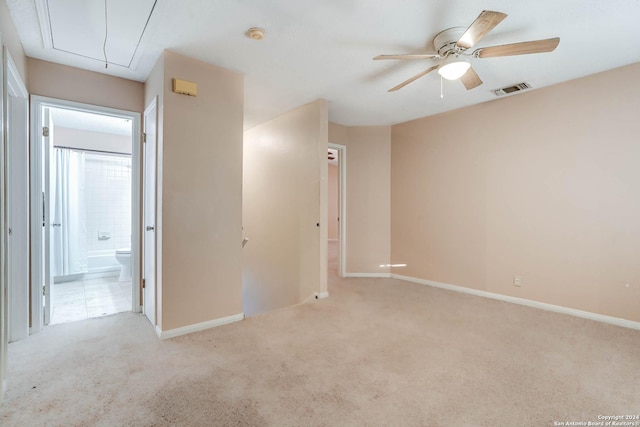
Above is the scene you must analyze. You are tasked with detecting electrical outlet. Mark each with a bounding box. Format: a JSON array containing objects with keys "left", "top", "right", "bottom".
[{"left": 513, "top": 275, "right": 522, "bottom": 287}]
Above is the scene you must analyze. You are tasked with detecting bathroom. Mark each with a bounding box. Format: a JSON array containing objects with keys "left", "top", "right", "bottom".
[{"left": 49, "top": 107, "right": 134, "bottom": 324}]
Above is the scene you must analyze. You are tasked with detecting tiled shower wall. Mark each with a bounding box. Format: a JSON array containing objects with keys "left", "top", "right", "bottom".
[{"left": 84, "top": 153, "right": 132, "bottom": 252}]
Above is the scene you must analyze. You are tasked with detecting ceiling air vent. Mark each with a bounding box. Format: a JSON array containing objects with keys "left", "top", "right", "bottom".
[{"left": 493, "top": 82, "right": 532, "bottom": 97}]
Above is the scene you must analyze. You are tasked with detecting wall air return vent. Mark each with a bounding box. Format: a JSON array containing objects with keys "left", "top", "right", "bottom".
[{"left": 493, "top": 82, "right": 532, "bottom": 97}]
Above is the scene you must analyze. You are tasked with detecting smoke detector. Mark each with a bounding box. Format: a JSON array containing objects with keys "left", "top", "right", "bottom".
[{"left": 247, "top": 27, "right": 265, "bottom": 40}]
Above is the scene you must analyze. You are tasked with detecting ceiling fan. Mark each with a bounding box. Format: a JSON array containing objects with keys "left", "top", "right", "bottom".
[{"left": 374, "top": 10, "right": 560, "bottom": 92}]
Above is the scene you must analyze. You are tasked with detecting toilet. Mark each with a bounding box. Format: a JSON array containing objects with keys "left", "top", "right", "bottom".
[{"left": 115, "top": 248, "right": 131, "bottom": 282}]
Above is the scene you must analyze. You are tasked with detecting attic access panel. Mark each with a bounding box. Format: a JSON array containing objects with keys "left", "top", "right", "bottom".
[{"left": 45, "top": 0, "right": 157, "bottom": 68}]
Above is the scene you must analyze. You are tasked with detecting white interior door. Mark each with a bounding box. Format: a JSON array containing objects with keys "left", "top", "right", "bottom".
[
  {"left": 43, "top": 109, "right": 55, "bottom": 325},
  {"left": 5, "top": 49, "right": 29, "bottom": 341},
  {"left": 142, "top": 98, "right": 157, "bottom": 325}
]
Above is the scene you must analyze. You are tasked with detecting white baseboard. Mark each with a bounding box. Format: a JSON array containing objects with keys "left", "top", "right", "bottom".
[
  {"left": 344, "top": 273, "right": 391, "bottom": 278},
  {"left": 155, "top": 313, "right": 245, "bottom": 339},
  {"left": 391, "top": 274, "right": 640, "bottom": 331},
  {"left": 315, "top": 291, "right": 329, "bottom": 299}
]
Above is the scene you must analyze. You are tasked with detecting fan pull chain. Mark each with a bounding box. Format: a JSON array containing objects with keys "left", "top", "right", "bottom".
[{"left": 440, "top": 75, "right": 444, "bottom": 99}]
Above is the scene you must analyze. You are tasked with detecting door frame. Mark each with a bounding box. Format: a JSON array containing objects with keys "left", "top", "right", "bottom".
[
  {"left": 4, "top": 48, "right": 29, "bottom": 341},
  {"left": 328, "top": 142, "right": 346, "bottom": 277},
  {"left": 0, "top": 32, "right": 7, "bottom": 399},
  {"left": 29, "top": 96, "right": 142, "bottom": 332}
]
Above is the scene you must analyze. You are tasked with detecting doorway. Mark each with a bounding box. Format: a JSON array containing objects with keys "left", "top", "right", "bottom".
[
  {"left": 29, "top": 96, "right": 141, "bottom": 331},
  {"left": 327, "top": 143, "right": 346, "bottom": 279}
]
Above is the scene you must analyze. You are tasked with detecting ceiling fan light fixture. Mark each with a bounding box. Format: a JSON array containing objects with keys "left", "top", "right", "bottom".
[{"left": 437, "top": 56, "right": 470, "bottom": 80}]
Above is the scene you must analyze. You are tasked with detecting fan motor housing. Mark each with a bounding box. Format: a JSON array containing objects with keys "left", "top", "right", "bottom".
[{"left": 433, "top": 27, "right": 467, "bottom": 56}]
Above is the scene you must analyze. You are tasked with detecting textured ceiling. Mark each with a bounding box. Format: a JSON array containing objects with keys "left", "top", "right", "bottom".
[{"left": 8, "top": 0, "right": 640, "bottom": 129}]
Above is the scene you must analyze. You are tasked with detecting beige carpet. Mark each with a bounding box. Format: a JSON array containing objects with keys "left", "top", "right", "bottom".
[{"left": 1, "top": 252, "right": 639, "bottom": 425}]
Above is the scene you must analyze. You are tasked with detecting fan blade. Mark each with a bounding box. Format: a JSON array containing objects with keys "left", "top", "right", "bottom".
[
  {"left": 460, "top": 66, "right": 482, "bottom": 90},
  {"left": 374, "top": 53, "right": 439, "bottom": 60},
  {"left": 456, "top": 10, "right": 507, "bottom": 50},
  {"left": 388, "top": 65, "right": 439, "bottom": 92},
  {"left": 476, "top": 37, "right": 560, "bottom": 58}
]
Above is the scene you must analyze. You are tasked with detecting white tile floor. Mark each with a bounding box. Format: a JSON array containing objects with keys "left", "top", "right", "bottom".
[{"left": 52, "top": 276, "right": 132, "bottom": 324}]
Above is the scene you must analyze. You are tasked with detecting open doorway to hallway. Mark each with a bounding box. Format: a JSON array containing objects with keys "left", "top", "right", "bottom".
[
  {"left": 327, "top": 143, "right": 346, "bottom": 279},
  {"left": 328, "top": 148, "right": 339, "bottom": 277}
]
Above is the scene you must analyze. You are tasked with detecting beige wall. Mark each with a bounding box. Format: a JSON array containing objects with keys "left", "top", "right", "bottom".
[
  {"left": 391, "top": 62, "right": 640, "bottom": 322},
  {"left": 328, "top": 163, "right": 339, "bottom": 240},
  {"left": 329, "top": 123, "right": 391, "bottom": 275},
  {"left": 243, "top": 100, "right": 328, "bottom": 316},
  {"left": 28, "top": 58, "right": 144, "bottom": 113},
  {"left": 149, "top": 51, "right": 244, "bottom": 331},
  {"left": 0, "top": 0, "right": 27, "bottom": 83}
]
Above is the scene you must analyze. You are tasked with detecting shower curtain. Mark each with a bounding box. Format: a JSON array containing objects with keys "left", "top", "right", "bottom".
[{"left": 52, "top": 148, "right": 88, "bottom": 277}]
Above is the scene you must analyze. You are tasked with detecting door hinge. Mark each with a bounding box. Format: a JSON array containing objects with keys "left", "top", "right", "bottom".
[
  {"left": 142, "top": 278, "right": 146, "bottom": 289},
  {"left": 43, "top": 285, "right": 46, "bottom": 296},
  {"left": 142, "top": 132, "right": 147, "bottom": 143},
  {"left": 43, "top": 126, "right": 49, "bottom": 137}
]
